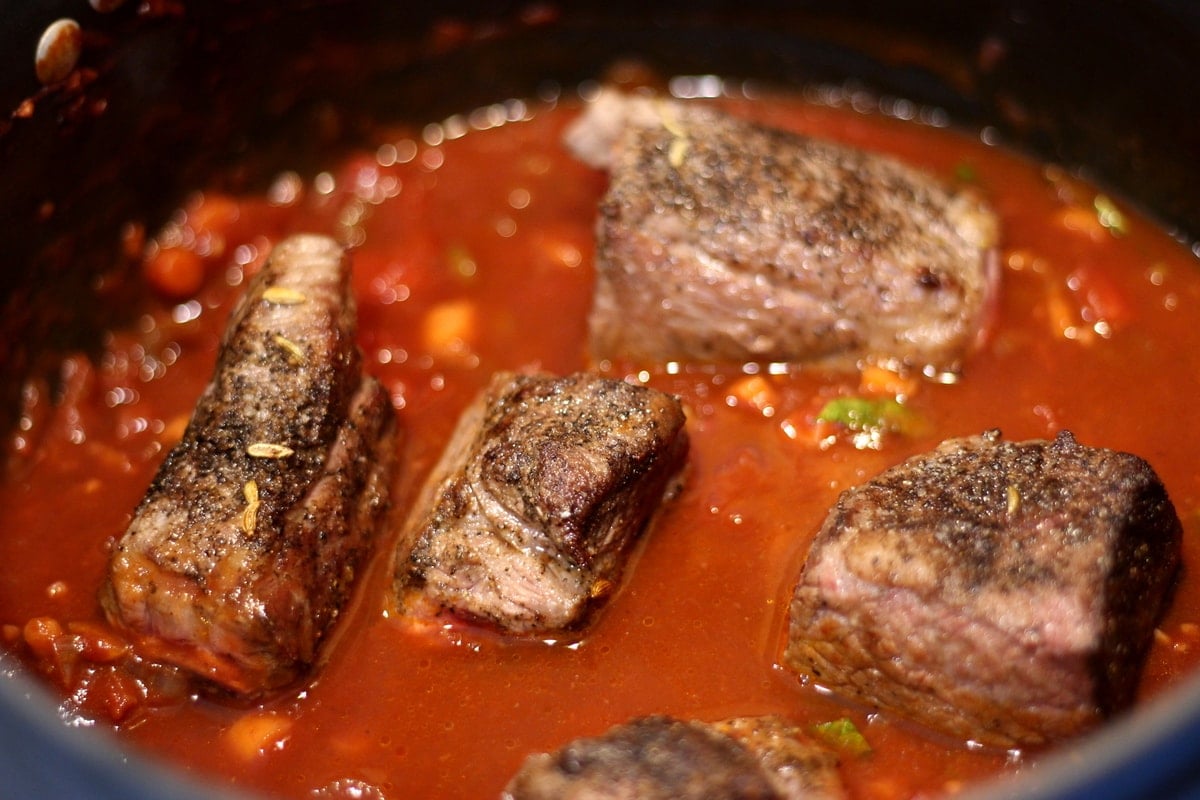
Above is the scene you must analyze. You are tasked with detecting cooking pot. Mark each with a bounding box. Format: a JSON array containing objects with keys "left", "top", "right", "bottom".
[{"left": 1, "top": 1, "right": 1198, "bottom": 798}]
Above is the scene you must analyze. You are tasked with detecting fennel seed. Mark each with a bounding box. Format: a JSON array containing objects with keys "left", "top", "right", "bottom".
[
  {"left": 272, "top": 334, "right": 306, "bottom": 364},
  {"left": 242, "top": 480, "right": 260, "bottom": 535},
  {"left": 262, "top": 286, "right": 308, "bottom": 305},
  {"left": 247, "top": 442, "right": 295, "bottom": 459}
]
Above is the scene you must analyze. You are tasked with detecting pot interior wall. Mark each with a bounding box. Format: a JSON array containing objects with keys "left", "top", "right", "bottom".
[{"left": 0, "top": 2, "right": 1198, "bottom": 798}]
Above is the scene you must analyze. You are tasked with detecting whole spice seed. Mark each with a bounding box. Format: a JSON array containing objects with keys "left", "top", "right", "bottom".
[
  {"left": 657, "top": 100, "right": 690, "bottom": 168},
  {"left": 35, "top": 19, "right": 82, "bottom": 85},
  {"left": 262, "top": 286, "right": 308, "bottom": 305},
  {"left": 1006, "top": 484, "right": 1021, "bottom": 516},
  {"left": 272, "top": 334, "right": 306, "bottom": 364},
  {"left": 589, "top": 578, "right": 614, "bottom": 599},
  {"left": 668, "top": 137, "right": 689, "bottom": 168},
  {"left": 241, "top": 480, "right": 260, "bottom": 535},
  {"left": 247, "top": 442, "right": 295, "bottom": 459}
]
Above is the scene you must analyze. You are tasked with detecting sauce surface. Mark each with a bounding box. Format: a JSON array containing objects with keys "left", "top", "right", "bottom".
[{"left": 3, "top": 88, "right": 1200, "bottom": 799}]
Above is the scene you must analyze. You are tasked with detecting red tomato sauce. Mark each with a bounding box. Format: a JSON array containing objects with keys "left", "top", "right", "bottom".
[{"left": 3, "top": 88, "right": 1200, "bottom": 799}]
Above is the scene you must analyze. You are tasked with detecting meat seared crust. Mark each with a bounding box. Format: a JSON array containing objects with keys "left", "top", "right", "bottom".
[
  {"left": 566, "top": 90, "right": 1000, "bottom": 374},
  {"left": 502, "top": 715, "right": 845, "bottom": 800},
  {"left": 393, "top": 371, "right": 688, "bottom": 635},
  {"left": 102, "top": 234, "right": 398, "bottom": 696},
  {"left": 784, "top": 430, "right": 1182, "bottom": 748}
]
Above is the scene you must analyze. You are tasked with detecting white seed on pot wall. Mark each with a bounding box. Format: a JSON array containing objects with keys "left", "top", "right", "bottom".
[{"left": 35, "top": 18, "right": 82, "bottom": 85}]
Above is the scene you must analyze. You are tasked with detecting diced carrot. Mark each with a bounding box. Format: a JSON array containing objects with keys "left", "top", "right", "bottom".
[
  {"left": 726, "top": 375, "right": 778, "bottom": 415},
  {"left": 778, "top": 409, "right": 828, "bottom": 448},
  {"left": 1056, "top": 204, "right": 1106, "bottom": 242},
  {"left": 859, "top": 365, "right": 919, "bottom": 399},
  {"left": 1044, "top": 281, "right": 1091, "bottom": 343},
  {"left": 144, "top": 247, "right": 206, "bottom": 300},
  {"left": 422, "top": 299, "right": 478, "bottom": 365},
  {"left": 1068, "top": 263, "right": 1132, "bottom": 329},
  {"left": 183, "top": 192, "right": 240, "bottom": 235},
  {"left": 22, "top": 617, "right": 63, "bottom": 660},
  {"left": 89, "top": 667, "right": 145, "bottom": 723},
  {"left": 66, "top": 620, "right": 130, "bottom": 663},
  {"left": 161, "top": 413, "right": 189, "bottom": 445},
  {"left": 227, "top": 712, "right": 294, "bottom": 760}
]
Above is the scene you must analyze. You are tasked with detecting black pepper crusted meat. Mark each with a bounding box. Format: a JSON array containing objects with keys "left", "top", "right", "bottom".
[
  {"left": 392, "top": 371, "right": 688, "bottom": 635},
  {"left": 502, "top": 714, "right": 846, "bottom": 800},
  {"left": 784, "top": 430, "right": 1182, "bottom": 748},
  {"left": 565, "top": 90, "right": 1000, "bottom": 374},
  {"left": 102, "top": 234, "right": 398, "bottom": 696}
]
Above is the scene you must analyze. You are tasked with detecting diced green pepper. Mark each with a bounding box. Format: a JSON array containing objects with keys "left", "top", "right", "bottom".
[
  {"left": 817, "top": 396, "right": 911, "bottom": 432},
  {"left": 816, "top": 395, "right": 924, "bottom": 449},
  {"left": 1094, "top": 194, "right": 1129, "bottom": 236},
  {"left": 812, "top": 718, "right": 872, "bottom": 756}
]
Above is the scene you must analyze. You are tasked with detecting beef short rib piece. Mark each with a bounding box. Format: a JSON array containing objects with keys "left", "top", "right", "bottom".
[
  {"left": 784, "top": 430, "right": 1182, "bottom": 748},
  {"left": 392, "top": 371, "right": 688, "bottom": 635},
  {"left": 565, "top": 90, "right": 1000, "bottom": 374},
  {"left": 102, "top": 234, "right": 398, "bottom": 696},
  {"left": 503, "top": 715, "right": 845, "bottom": 800}
]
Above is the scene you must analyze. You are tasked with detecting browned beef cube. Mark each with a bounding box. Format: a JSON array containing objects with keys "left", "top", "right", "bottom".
[
  {"left": 784, "top": 430, "right": 1182, "bottom": 748},
  {"left": 565, "top": 90, "right": 999, "bottom": 375},
  {"left": 503, "top": 715, "right": 845, "bottom": 800},
  {"left": 392, "top": 371, "right": 688, "bottom": 635},
  {"left": 103, "top": 234, "right": 398, "bottom": 696}
]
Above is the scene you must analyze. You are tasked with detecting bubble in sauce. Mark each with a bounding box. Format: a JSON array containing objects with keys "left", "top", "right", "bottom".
[{"left": 35, "top": 18, "right": 82, "bottom": 85}]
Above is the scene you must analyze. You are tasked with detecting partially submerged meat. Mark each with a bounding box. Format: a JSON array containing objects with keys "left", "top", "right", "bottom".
[
  {"left": 503, "top": 715, "right": 845, "bottom": 800},
  {"left": 102, "top": 234, "right": 398, "bottom": 696},
  {"left": 392, "top": 371, "right": 688, "bottom": 635},
  {"left": 565, "top": 90, "right": 1000, "bottom": 374},
  {"left": 784, "top": 430, "right": 1182, "bottom": 748}
]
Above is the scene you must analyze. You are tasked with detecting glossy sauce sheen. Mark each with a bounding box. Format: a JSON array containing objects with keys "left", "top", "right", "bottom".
[{"left": 3, "top": 92, "right": 1200, "bottom": 799}]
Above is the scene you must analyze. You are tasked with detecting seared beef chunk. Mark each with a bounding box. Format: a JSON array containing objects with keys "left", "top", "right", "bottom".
[
  {"left": 503, "top": 715, "right": 845, "bottom": 800},
  {"left": 102, "top": 234, "right": 397, "bottom": 696},
  {"left": 784, "top": 430, "right": 1182, "bottom": 748},
  {"left": 392, "top": 371, "right": 688, "bottom": 635},
  {"left": 565, "top": 90, "right": 999, "bottom": 374}
]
